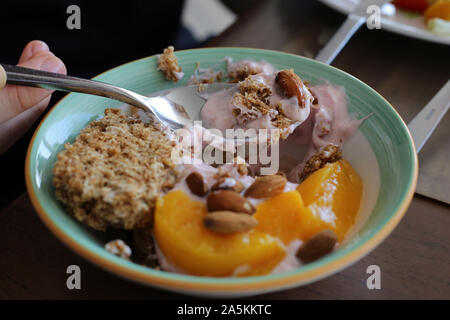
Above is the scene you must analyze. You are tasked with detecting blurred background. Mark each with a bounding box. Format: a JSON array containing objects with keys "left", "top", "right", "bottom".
[{"left": 0, "top": 0, "right": 259, "bottom": 208}]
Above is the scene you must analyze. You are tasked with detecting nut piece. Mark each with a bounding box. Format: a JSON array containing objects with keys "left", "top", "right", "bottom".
[
  {"left": 296, "top": 229, "right": 337, "bottom": 263},
  {"left": 186, "top": 171, "right": 208, "bottom": 196},
  {"left": 203, "top": 211, "right": 257, "bottom": 234},
  {"left": 207, "top": 190, "right": 255, "bottom": 214},
  {"left": 244, "top": 175, "right": 287, "bottom": 199},
  {"left": 275, "top": 69, "right": 305, "bottom": 107},
  {"left": 211, "top": 177, "right": 244, "bottom": 193}
]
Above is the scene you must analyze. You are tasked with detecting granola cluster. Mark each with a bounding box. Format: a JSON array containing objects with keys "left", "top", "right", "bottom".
[
  {"left": 105, "top": 239, "right": 132, "bottom": 260},
  {"left": 189, "top": 63, "right": 223, "bottom": 85},
  {"left": 53, "top": 109, "right": 179, "bottom": 231},
  {"left": 232, "top": 78, "right": 272, "bottom": 122},
  {"left": 231, "top": 76, "right": 295, "bottom": 137},
  {"left": 228, "top": 63, "right": 262, "bottom": 83},
  {"left": 157, "top": 46, "right": 183, "bottom": 82},
  {"left": 299, "top": 144, "right": 342, "bottom": 182}
]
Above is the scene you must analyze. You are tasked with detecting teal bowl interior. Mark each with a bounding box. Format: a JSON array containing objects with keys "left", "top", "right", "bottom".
[{"left": 26, "top": 48, "right": 417, "bottom": 296}]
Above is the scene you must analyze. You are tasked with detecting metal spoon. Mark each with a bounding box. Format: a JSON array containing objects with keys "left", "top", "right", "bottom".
[{"left": 0, "top": 64, "right": 234, "bottom": 130}]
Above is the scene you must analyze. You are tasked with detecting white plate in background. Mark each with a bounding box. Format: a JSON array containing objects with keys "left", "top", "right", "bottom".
[{"left": 318, "top": 0, "right": 450, "bottom": 45}]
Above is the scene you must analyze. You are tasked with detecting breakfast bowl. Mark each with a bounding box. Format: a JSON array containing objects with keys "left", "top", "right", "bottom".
[{"left": 25, "top": 47, "right": 417, "bottom": 297}]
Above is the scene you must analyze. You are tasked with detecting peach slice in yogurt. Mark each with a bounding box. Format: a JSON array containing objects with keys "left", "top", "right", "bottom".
[
  {"left": 153, "top": 159, "right": 363, "bottom": 276},
  {"left": 153, "top": 190, "right": 286, "bottom": 277}
]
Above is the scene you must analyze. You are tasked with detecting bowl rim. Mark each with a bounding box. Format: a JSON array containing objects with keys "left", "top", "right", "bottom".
[{"left": 25, "top": 47, "right": 418, "bottom": 295}]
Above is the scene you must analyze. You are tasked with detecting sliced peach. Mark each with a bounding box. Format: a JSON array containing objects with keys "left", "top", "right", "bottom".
[
  {"left": 424, "top": 1, "right": 450, "bottom": 21},
  {"left": 253, "top": 191, "right": 304, "bottom": 245},
  {"left": 154, "top": 190, "right": 285, "bottom": 277},
  {"left": 154, "top": 160, "right": 362, "bottom": 276},
  {"left": 297, "top": 160, "right": 363, "bottom": 241}
]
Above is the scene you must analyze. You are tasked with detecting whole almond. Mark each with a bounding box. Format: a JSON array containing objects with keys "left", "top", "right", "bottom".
[
  {"left": 185, "top": 171, "right": 208, "bottom": 196},
  {"left": 296, "top": 229, "right": 337, "bottom": 263},
  {"left": 211, "top": 177, "right": 244, "bottom": 193},
  {"left": 207, "top": 190, "right": 255, "bottom": 214},
  {"left": 203, "top": 211, "right": 257, "bottom": 234},
  {"left": 244, "top": 175, "right": 287, "bottom": 199},
  {"left": 275, "top": 69, "right": 304, "bottom": 106}
]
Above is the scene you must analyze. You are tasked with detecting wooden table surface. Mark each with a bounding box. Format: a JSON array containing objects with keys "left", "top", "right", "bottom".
[{"left": 1, "top": 0, "right": 449, "bottom": 299}]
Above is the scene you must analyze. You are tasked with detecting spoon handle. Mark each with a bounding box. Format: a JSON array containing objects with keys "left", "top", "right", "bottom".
[
  {"left": 0, "top": 63, "right": 149, "bottom": 110},
  {"left": 408, "top": 79, "right": 450, "bottom": 153}
]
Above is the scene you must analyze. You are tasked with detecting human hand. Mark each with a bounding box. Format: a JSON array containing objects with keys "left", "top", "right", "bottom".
[{"left": 0, "top": 40, "right": 66, "bottom": 156}]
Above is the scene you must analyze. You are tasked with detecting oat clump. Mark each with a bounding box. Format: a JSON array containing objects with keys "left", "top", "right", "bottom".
[
  {"left": 228, "top": 63, "right": 262, "bottom": 83},
  {"left": 232, "top": 76, "right": 294, "bottom": 136},
  {"left": 53, "top": 109, "right": 179, "bottom": 231},
  {"left": 299, "top": 144, "right": 342, "bottom": 181},
  {"left": 232, "top": 77, "right": 272, "bottom": 123},
  {"left": 157, "top": 46, "right": 184, "bottom": 82},
  {"left": 105, "top": 239, "right": 132, "bottom": 259},
  {"left": 189, "top": 63, "right": 223, "bottom": 85}
]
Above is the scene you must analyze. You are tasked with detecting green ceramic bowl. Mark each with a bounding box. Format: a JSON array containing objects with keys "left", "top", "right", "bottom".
[{"left": 25, "top": 48, "right": 417, "bottom": 297}]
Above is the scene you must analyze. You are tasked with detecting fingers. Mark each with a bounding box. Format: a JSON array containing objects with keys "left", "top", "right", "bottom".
[
  {"left": 0, "top": 40, "right": 66, "bottom": 156},
  {"left": 0, "top": 95, "right": 51, "bottom": 156},
  {"left": 0, "top": 41, "right": 66, "bottom": 124},
  {"left": 18, "top": 40, "right": 49, "bottom": 64}
]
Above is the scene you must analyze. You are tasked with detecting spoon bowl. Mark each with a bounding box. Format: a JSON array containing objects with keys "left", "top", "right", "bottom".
[{"left": 161, "top": 82, "right": 235, "bottom": 128}]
